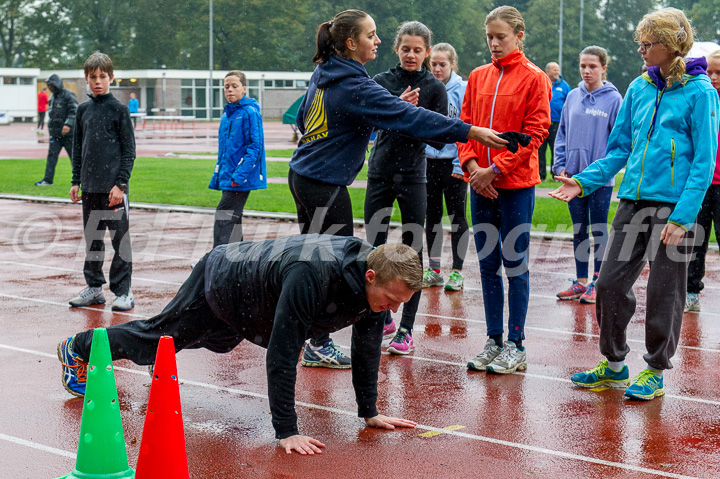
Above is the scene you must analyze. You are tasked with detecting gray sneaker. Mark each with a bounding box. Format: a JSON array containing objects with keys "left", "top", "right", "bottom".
[
  {"left": 467, "top": 338, "right": 503, "bottom": 371},
  {"left": 112, "top": 291, "right": 134, "bottom": 311},
  {"left": 486, "top": 341, "right": 527, "bottom": 374},
  {"left": 69, "top": 286, "right": 105, "bottom": 307},
  {"left": 685, "top": 292, "right": 700, "bottom": 313},
  {"left": 422, "top": 269, "right": 444, "bottom": 288}
]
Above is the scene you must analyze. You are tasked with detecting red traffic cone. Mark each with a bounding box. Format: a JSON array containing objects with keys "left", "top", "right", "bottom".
[{"left": 135, "top": 336, "right": 189, "bottom": 479}]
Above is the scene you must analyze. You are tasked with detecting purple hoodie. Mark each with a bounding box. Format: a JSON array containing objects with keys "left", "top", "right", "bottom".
[{"left": 552, "top": 81, "right": 623, "bottom": 185}]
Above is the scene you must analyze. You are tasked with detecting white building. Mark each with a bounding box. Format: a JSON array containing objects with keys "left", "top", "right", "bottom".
[
  {"left": 0, "top": 68, "right": 312, "bottom": 122},
  {"left": 0, "top": 68, "right": 42, "bottom": 122}
]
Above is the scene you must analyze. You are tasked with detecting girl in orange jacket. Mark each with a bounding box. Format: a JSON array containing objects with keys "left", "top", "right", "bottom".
[{"left": 462, "top": 6, "right": 551, "bottom": 375}]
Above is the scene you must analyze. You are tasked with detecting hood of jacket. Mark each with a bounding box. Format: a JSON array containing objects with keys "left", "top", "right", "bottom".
[
  {"left": 445, "top": 71, "right": 464, "bottom": 96},
  {"left": 315, "top": 54, "right": 369, "bottom": 89},
  {"left": 46, "top": 74, "right": 64, "bottom": 91},
  {"left": 647, "top": 57, "right": 708, "bottom": 90},
  {"left": 576, "top": 80, "right": 620, "bottom": 105},
  {"left": 224, "top": 96, "right": 260, "bottom": 115}
]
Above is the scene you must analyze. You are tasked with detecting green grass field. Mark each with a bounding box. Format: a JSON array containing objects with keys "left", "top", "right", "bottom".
[{"left": 0, "top": 156, "right": 605, "bottom": 232}]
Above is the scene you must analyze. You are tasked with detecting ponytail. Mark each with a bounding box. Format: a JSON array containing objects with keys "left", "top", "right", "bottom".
[
  {"left": 312, "top": 10, "right": 369, "bottom": 65},
  {"left": 666, "top": 55, "right": 687, "bottom": 87},
  {"left": 313, "top": 22, "right": 334, "bottom": 64}
]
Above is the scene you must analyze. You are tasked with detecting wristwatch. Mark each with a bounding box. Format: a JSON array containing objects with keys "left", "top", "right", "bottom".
[{"left": 117, "top": 183, "right": 128, "bottom": 192}]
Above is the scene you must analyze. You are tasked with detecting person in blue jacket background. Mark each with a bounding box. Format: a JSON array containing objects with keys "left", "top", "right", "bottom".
[
  {"left": 551, "top": 8, "right": 719, "bottom": 401},
  {"left": 209, "top": 70, "right": 267, "bottom": 248},
  {"left": 538, "top": 62, "right": 571, "bottom": 180}
]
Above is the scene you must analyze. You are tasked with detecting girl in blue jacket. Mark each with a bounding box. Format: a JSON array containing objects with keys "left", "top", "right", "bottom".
[
  {"left": 553, "top": 46, "right": 622, "bottom": 304},
  {"left": 209, "top": 70, "right": 267, "bottom": 248},
  {"left": 551, "top": 8, "right": 719, "bottom": 401}
]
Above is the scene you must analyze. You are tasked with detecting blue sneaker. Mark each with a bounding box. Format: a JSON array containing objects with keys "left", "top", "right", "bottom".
[
  {"left": 301, "top": 339, "right": 351, "bottom": 369},
  {"left": 57, "top": 336, "right": 87, "bottom": 397},
  {"left": 571, "top": 359, "right": 630, "bottom": 389},
  {"left": 624, "top": 369, "right": 665, "bottom": 400}
]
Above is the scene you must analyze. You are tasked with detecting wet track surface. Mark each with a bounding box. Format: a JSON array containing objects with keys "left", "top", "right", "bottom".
[{"left": 1, "top": 198, "right": 720, "bottom": 478}]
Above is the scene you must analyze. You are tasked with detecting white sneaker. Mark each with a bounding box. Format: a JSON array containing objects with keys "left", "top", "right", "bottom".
[
  {"left": 486, "top": 341, "right": 527, "bottom": 374},
  {"left": 69, "top": 286, "right": 105, "bottom": 307},
  {"left": 685, "top": 293, "right": 700, "bottom": 313},
  {"left": 467, "top": 338, "right": 503, "bottom": 371},
  {"left": 112, "top": 291, "right": 134, "bottom": 311}
]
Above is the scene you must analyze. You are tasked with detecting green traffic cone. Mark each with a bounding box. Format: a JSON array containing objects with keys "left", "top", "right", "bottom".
[{"left": 57, "top": 328, "right": 135, "bottom": 479}]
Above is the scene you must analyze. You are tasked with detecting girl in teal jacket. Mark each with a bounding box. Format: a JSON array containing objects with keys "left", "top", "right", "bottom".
[{"left": 551, "top": 8, "right": 719, "bottom": 401}]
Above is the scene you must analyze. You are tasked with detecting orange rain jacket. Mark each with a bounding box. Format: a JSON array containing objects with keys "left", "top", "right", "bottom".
[{"left": 458, "top": 49, "right": 552, "bottom": 189}]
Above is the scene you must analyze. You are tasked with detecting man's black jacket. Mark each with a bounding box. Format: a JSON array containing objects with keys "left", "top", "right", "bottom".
[
  {"left": 46, "top": 74, "right": 77, "bottom": 139},
  {"left": 204, "top": 234, "right": 386, "bottom": 439}
]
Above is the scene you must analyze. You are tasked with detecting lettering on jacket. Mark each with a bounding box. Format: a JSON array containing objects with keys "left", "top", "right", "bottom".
[{"left": 584, "top": 107, "right": 609, "bottom": 118}]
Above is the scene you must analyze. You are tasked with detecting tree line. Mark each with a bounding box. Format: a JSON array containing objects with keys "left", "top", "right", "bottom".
[{"left": 1, "top": 0, "right": 718, "bottom": 94}]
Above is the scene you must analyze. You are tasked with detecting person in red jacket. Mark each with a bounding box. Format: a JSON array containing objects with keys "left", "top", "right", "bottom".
[
  {"left": 460, "top": 5, "right": 551, "bottom": 375},
  {"left": 37, "top": 87, "right": 49, "bottom": 130}
]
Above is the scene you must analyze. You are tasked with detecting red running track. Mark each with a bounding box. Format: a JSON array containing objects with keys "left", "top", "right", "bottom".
[{"left": 1, "top": 198, "right": 719, "bottom": 478}]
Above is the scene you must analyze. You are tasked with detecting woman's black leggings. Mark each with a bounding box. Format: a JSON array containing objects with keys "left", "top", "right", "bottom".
[
  {"left": 364, "top": 177, "right": 426, "bottom": 332},
  {"left": 289, "top": 168, "right": 354, "bottom": 345},
  {"left": 425, "top": 158, "right": 469, "bottom": 271},
  {"left": 288, "top": 169, "right": 354, "bottom": 237}
]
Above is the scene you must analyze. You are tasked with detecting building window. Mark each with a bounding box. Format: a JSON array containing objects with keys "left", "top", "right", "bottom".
[
  {"left": 3, "top": 77, "right": 17, "bottom": 85},
  {"left": 19, "top": 77, "right": 34, "bottom": 85}
]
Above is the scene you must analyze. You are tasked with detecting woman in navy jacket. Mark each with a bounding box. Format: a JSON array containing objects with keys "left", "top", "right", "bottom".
[
  {"left": 209, "top": 70, "right": 267, "bottom": 248},
  {"left": 289, "top": 9, "right": 507, "bottom": 368}
]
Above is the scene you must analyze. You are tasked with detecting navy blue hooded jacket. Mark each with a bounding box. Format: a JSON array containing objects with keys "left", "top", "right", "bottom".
[
  {"left": 289, "top": 54, "right": 472, "bottom": 186},
  {"left": 209, "top": 97, "right": 267, "bottom": 191}
]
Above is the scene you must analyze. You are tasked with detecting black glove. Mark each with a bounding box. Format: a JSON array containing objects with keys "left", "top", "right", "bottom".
[{"left": 498, "top": 131, "right": 532, "bottom": 153}]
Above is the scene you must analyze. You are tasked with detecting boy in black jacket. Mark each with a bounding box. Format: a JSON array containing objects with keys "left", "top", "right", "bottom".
[
  {"left": 68, "top": 52, "right": 136, "bottom": 311},
  {"left": 58, "top": 235, "right": 420, "bottom": 454}
]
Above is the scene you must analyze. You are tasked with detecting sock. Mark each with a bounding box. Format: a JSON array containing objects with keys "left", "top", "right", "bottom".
[
  {"left": 509, "top": 338, "right": 523, "bottom": 350},
  {"left": 607, "top": 360, "right": 625, "bottom": 372},
  {"left": 432, "top": 268, "right": 441, "bottom": 274},
  {"left": 490, "top": 334, "right": 503, "bottom": 347},
  {"left": 648, "top": 367, "right": 663, "bottom": 377}
]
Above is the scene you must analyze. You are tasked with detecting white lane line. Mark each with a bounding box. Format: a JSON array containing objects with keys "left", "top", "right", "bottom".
[
  {"left": 413, "top": 313, "right": 720, "bottom": 354},
  {"left": 0, "top": 433, "right": 76, "bottom": 459},
  {"left": 335, "top": 344, "right": 720, "bottom": 408},
  {"left": 0, "top": 240, "right": 193, "bottom": 262},
  {"left": 0, "top": 218, "right": 209, "bottom": 244},
  {"left": 3, "top": 287, "right": 720, "bottom": 359},
  {"left": 0, "top": 344, "right": 702, "bottom": 479},
  {"left": 0, "top": 294, "right": 151, "bottom": 320},
  {"left": 0, "top": 261, "right": 183, "bottom": 286},
  {"left": 4, "top": 285, "right": 720, "bottom": 409}
]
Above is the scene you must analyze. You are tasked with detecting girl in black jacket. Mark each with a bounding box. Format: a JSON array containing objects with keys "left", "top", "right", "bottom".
[{"left": 364, "top": 21, "right": 446, "bottom": 355}]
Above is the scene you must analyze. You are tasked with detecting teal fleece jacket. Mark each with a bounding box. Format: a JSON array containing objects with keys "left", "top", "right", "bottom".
[{"left": 573, "top": 72, "right": 719, "bottom": 229}]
